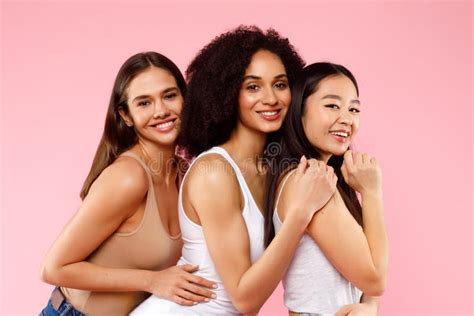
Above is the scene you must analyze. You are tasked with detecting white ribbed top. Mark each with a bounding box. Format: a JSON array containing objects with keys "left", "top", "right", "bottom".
[
  {"left": 273, "top": 171, "right": 362, "bottom": 315},
  {"left": 132, "top": 146, "right": 265, "bottom": 315}
]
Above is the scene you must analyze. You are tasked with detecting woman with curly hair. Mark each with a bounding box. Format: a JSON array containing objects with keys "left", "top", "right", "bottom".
[
  {"left": 265, "top": 62, "right": 388, "bottom": 315},
  {"left": 40, "top": 52, "right": 216, "bottom": 316},
  {"left": 132, "top": 26, "right": 338, "bottom": 315}
]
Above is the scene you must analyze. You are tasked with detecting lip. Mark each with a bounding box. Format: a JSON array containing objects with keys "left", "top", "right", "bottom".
[
  {"left": 330, "top": 134, "right": 349, "bottom": 143},
  {"left": 256, "top": 109, "right": 282, "bottom": 122},
  {"left": 329, "top": 129, "right": 351, "bottom": 135},
  {"left": 149, "top": 118, "right": 178, "bottom": 133},
  {"left": 329, "top": 130, "right": 351, "bottom": 143}
]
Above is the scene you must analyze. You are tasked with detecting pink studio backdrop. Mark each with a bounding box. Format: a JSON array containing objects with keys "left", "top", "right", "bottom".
[{"left": 1, "top": 1, "right": 472, "bottom": 315}]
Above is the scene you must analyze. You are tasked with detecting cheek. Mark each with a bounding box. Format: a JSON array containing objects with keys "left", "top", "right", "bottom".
[
  {"left": 301, "top": 107, "right": 328, "bottom": 144},
  {"left": 238, "top": 94, "right": 256, "bottom": 119},
  {"left": 174, "top": 99, "right": 184, "bottom": 116},
  {"left": 301, "top": 115, "right": 318, "bottom": 140},
  {"left": 126, "top": 108, "right": 143, "bottom": 124},
  {"left": 280, "top": 90, "right": 291, "bottom": 108},
  {"left": 239, "top": 93, "right": 257, "bottom": 110},
  {"left": 351, "top": 118, "right": 360, "bottom": 137}
]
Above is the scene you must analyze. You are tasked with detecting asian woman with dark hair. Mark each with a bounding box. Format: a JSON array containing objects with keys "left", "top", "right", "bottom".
[{"left": 265, "top": 62, "right": 388, "bottom": 315}]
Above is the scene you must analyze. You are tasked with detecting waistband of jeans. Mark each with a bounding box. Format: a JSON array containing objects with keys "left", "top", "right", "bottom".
[
  {"left": 290, "top": 311, "right": 323, "bottom": 316},
  {"left": 50, "top": 287, "right": 66, "bottom": 311}
]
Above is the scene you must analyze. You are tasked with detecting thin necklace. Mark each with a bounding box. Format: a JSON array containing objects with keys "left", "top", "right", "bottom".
[{"left": 139, "top": 143, "right": 177, "bottom": 179}]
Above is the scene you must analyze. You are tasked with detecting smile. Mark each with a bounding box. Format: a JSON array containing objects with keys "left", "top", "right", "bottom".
[
  {"left": 150, "top": 119, "right": 177, "bottom": 132},
  {"left": 329, "top": 131, "right": 349, "bottom": 138},
  {"left": 256, "top": 109, "right": 282, "bottom": 121}
]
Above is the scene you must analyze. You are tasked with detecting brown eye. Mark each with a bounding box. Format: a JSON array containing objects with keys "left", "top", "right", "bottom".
[
  {"left": 246, "top": 84, "right": 259, "bottom": 92},
  {"left": 274, "top": 81, "right": 288, "bottom": 89},
  {"left": 164, "top": 93, "right": 177, "bottom": 100},
  {"left": 138, "top": 100, "right": 151, "bottom": 106}
]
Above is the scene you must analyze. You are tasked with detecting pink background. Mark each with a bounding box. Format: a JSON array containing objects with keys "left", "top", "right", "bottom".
[{"left": 1, "top": 1, "right": 473, "bottom": 315}]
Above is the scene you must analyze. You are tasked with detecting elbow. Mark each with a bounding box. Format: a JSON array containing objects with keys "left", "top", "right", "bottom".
[
  {"left": 233, "top": 297, "right": 261, "bottom": 315},
  {"left": 40, "top": 260, "right": 60, "bottom": 285}
]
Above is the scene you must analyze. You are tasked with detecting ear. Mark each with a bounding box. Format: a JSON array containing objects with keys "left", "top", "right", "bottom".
[{"left": 118, "top": 106, "right": 133, "bottom": 127}]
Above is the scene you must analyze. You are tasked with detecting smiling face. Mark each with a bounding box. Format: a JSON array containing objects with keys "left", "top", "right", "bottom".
[
  {"left": 302, "top": 74, "right": 360, "bottom": 161},
  {"left": 237, "top": 49, "right": 291, "bottom": 134},
  {"left": 119, "top": 66, "right": 183, "bottom": 147}
]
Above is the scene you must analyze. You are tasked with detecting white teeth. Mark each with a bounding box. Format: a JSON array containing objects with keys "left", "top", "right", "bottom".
[
  {"left": 330, "top": 131, "right": 349, "bottom": 137},
  {"left": 156, "top": 121, "right": 174, "bottom": 129},
  {"left": 260, "top": 111, "right": 278, "bottom": 116}
]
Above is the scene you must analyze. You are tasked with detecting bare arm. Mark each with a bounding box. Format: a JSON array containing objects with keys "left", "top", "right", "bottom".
[
  {"left": 40, "top": 157, "right": 215, "bottom": 305},
  {"left": 304, "top": 151, "right": 388, "bottom": 296},
  {"left": 185, "top": 156, "right": 336, "bottom": 314}
]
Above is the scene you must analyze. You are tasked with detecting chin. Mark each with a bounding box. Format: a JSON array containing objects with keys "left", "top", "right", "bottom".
[
  {"left": 259, "top": 122, "right": 283, "bottom": 133},
  {"left": 332, "top": 148, "right": 349, "bottom": 157},
  {"left": 152, "top": 135, "right": 178, "bottom": 147}
]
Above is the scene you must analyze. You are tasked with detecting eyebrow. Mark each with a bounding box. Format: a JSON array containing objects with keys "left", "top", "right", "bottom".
[
  {"left": 243, "top": 74, "right": 288, "bottom": 81},
  {"left": 131, "top": 87, "right": 179, "bottom": 103},
  {"left": 322, "top": 94, "right": 360, "bottom": 105}
]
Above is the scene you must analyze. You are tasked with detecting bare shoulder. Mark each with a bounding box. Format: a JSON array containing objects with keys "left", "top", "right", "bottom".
[
  {"left": 185, "top": 153, "right": 238, "bottom": 188},
  {"left": 89, "top": 155, "right": 149, "bottom": 199},
  {"left": 184, "top": 153, "right": 242, "bottom": 210}
]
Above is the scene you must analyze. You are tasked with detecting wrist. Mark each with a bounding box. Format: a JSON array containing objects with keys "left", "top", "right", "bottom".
[
  {"left": 142, "top": 270, "right": 157, "bottom": 293},
  {"left": 361, "top": 294, "right": 380, "bottom": 310},
  {"left": 360, "top": 189, "right": 383, "bottom": 201},
  {"left": 285, "top": 209, "right": 312, "bottom": 232}
]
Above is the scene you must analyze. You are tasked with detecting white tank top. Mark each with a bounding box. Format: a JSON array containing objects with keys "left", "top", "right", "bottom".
[
  {"left": 131, "top": 146, "right": 265, "bottom": 315},
  {"left": 273, "top": 171, "right": 362, "bottom": 315}
]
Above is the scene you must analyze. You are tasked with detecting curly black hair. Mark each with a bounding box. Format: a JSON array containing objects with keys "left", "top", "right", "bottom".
[{"left": 178, "top": 25, "right": 305, "bottom": 157}]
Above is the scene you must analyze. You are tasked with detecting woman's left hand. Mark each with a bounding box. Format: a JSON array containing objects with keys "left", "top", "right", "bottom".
[{"left": 335, "top": 302, "right": 378, "bottom": 316}]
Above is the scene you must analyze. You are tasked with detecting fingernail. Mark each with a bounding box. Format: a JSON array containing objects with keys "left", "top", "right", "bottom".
[
  {"left": 212, "top": 284, "right": 218, "bottom": 289},
  {"left": 211, "top": 294, "right": 217, "bottom": 299},
  {"left": 193, "top": 302, "right": 198, "bottom": 305},
  {"left": 204, "top": 298, "right": 210, "bottom": 302}
]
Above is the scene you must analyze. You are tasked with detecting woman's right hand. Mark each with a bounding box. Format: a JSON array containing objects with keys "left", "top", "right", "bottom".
[
  {"left": 147, "top": 264, "right": 217, "bottom": 306},
  {"left": 341, "top": 150, "right": 382, "bottom": 196},
  {"left": 285, "top": 156, "right": 338, "bottom": 225}
]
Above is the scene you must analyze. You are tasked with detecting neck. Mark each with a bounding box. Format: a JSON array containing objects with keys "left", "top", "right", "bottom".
[
  {"left": 223, "top": 123, "right": 267, "bottom": 167},
  {"left": 136, "top": 139, "right": 177, "bottom": 186},
  {"left": 321, "top": 153, "right": 332, "bottom": 164}
]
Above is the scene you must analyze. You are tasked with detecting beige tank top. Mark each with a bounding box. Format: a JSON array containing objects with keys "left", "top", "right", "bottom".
[{"left": 61, "top": 151, "right": 183, "bottom": 316}]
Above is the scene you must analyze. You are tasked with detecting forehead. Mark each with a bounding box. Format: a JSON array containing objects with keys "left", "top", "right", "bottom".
[
  {"left": 127, "top": 67, "right": 177, "bottom": 97},
  {"left": 313, "top": 75, "right": 358, "bottom": 98},
  {"left": 244, "top": 50, "right": 286, "bottom": 76}
]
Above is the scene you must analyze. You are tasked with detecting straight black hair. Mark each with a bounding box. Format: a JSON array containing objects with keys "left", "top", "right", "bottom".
[{"left": 264, "top": 62, "right": 363, "bottom": 247}]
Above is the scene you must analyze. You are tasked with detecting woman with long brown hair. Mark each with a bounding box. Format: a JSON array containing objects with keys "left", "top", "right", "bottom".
[{"left": 40, "top": 52, "right": 216, "bottom": 316}]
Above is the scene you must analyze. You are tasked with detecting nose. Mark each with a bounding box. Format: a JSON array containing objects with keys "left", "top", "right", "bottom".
[
  {"left": 262, "top": 87, "right": 278, "bottom": 106},
  {"left": 338, "top": 108, "right": 353, "bottom": 125},
  {"left": 152, "top": 101, "right": 170, "bottom": 119}
]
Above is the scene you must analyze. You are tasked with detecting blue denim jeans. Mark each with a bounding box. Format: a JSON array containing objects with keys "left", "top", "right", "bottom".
[{"left": 40, "top": 288, "right": 84, "bottom": 316}]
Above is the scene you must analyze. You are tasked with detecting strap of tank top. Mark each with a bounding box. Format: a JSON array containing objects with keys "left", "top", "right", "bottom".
[
  {"left": 183, "top": 146, "right": 251, "bottom": 210},
  {"left": 206, "top": 147, "right": 249, "bottom": 192},
  {"left": 274, "top": 168, "right": 297, "bottom": 212}
]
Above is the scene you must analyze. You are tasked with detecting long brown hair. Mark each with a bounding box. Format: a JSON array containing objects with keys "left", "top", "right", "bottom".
[
  {"left": 80, "top": 52, "right": 186, "bottom": 199},
  {"left": 264, "top": 62, "right": 363, "bottom": 247}
]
